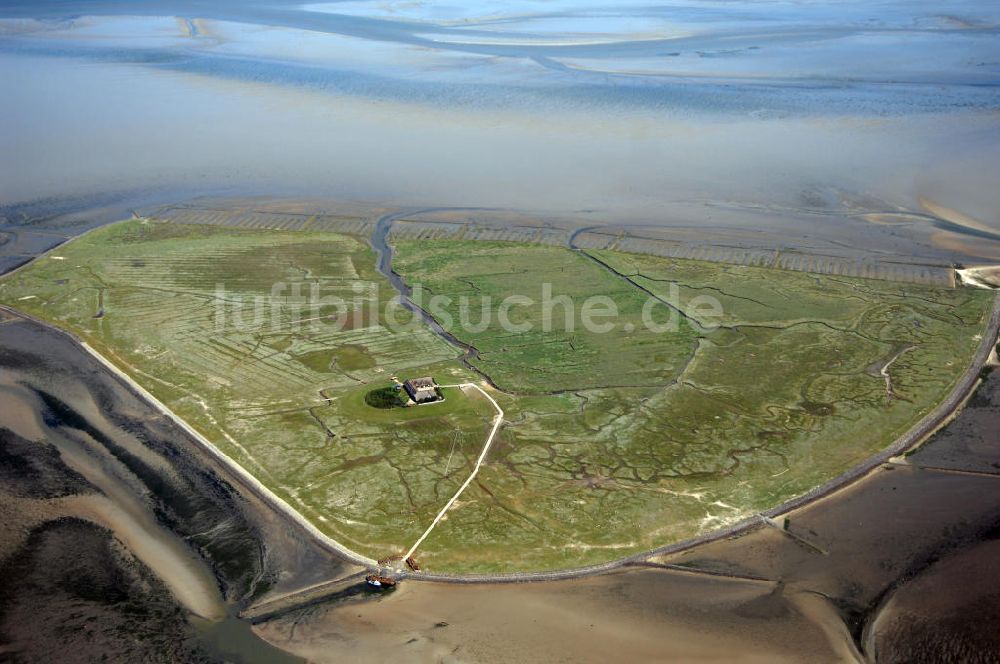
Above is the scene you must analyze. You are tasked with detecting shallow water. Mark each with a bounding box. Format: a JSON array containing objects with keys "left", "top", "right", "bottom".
[{"left": 2, "top": 1, "right": 999, "bottom": 262}]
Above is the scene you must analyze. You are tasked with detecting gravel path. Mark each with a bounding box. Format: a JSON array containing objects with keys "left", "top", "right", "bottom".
[{"left": 404, "top": 382, "right": 504, "bottom": 561}]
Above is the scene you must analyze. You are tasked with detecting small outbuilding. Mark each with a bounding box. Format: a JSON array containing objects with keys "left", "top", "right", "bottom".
[{"left": 403, "top": 376, "right": 439, "bottom": 404}]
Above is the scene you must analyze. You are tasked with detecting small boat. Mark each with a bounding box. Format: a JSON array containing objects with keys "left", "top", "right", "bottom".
[
  {"left": 405, "top": 556, "right": 420, "bottom": 571},
  {"left": 366, "top": 574, "right": 397, "bottom": 588}
]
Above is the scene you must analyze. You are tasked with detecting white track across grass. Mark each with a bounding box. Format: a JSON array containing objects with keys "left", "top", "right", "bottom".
[{"left": 404, "top": 382, "right": 504, "bottom": 561}]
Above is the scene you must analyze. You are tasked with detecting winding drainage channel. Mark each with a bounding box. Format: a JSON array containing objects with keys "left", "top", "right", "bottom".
[{"left": 370, "top": 208, "right": 501, "bottom": 387}]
